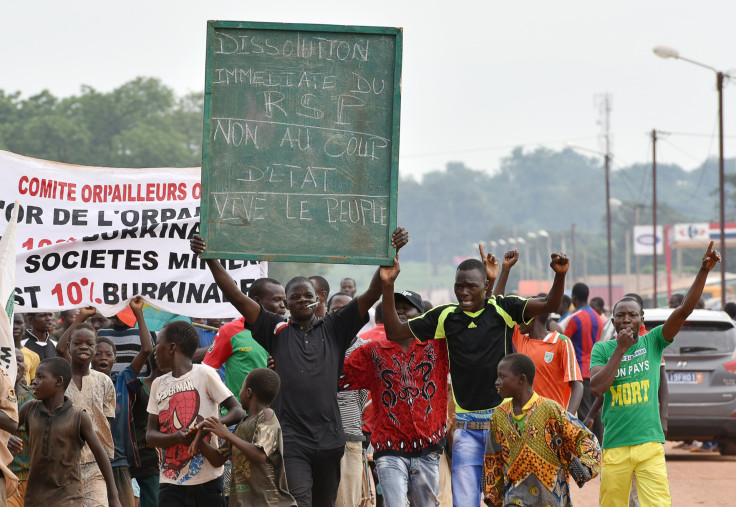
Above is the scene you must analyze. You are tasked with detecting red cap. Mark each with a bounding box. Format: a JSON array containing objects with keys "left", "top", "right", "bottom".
[{"left": 116, "top": 306, "right": 137, "bottom": 327}]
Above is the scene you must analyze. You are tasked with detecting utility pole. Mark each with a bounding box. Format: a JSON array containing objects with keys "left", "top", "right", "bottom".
[
  {"left": 717, "top": 71, "right": 727, "bottom": 306},
  {"left": 597, "top": 94, "right": 613, "bottom": 308},
  {"left": 652, "top": 129, "right": 658, "bottom": 305}
]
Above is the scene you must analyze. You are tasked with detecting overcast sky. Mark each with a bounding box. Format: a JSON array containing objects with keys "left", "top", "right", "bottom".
[{"left": 3, "top": 0, "right": 736, "bottom": 180}]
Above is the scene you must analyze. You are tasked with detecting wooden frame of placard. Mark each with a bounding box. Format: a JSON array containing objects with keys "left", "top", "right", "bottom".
[{"left": 200, "top": 20, "right": 402, "bottom": 265}]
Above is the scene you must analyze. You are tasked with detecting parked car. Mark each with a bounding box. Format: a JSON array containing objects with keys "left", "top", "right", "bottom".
[{"left": 643, "top": 308, "right": 736, "bottom": 455}]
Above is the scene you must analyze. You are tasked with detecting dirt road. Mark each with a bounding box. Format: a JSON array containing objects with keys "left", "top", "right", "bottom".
[{"left": 570, "top": 442, "right": 736, "bottom": 506}]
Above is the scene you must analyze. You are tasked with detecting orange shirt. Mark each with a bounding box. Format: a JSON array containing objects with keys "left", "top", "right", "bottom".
[{"left": 512, "top": 327, "right": 583, "bottom": 409}]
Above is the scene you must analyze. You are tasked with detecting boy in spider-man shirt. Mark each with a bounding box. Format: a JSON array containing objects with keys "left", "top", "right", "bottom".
[{"left": 146, "top": 321, "right": 245, "bottom": 505}]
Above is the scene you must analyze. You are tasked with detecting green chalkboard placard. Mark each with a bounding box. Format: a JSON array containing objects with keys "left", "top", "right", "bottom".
[{"left": 200, "top": 21, "right": 402, "bottom": 265}]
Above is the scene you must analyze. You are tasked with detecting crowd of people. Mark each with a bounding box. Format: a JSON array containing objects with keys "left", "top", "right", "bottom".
[{"left": 1, "top": 231, "right": 724, "bottom": 507}]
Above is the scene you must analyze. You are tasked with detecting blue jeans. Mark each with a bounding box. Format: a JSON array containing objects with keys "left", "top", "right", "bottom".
[
  {"left": 451, "top": 427, "right": 489, "bottom": 507},
  {"left": 375, "top": 453, "right": 441, "bottom": 507}
]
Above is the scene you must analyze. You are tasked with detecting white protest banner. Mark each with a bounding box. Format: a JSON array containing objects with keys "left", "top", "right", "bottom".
[
  {"left": 0, "top": 150, "right": 266, "bottom": 318},
  {"left": 0, "top": 201, "right": 19, "bottom": 383}
]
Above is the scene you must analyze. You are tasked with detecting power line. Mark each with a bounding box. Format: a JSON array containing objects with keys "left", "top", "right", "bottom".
[
  {"left": 399, "top": 136, "right": 598, "bottom": 159},
  {"left": 666, "top": 131, "right": 736, "bottom": 139}
]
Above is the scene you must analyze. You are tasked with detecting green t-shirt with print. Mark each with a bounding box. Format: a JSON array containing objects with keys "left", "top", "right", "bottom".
[{"left": 590, "top": 325, "right": 670, "bottom": 449}]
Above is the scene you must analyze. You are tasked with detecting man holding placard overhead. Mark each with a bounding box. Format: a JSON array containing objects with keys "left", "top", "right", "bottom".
[{"left": 190, "top": 227, "right": 407, "bottom": 507}]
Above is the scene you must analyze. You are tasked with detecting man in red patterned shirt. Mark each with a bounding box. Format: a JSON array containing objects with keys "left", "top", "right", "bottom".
[{"left": 340, "top": 284, "right": 448, "bottom": 507}]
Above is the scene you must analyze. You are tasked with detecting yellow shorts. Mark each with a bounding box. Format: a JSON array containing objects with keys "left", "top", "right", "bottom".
[{"left": 600, "top": 442, "right": 671, "bottom": 507}]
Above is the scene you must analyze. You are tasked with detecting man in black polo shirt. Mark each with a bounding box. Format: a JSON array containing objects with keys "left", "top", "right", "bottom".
[
  {"left": 381, "top": 253, "right": 569, "bottom": 507},
  {"left": 190, "top": 228, "right": 408, "bottom": 507},
  {"left": 21, "top": 312, "right": 58, "bottom": 359}
]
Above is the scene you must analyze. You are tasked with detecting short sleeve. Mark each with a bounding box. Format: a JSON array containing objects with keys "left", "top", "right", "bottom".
[
  {"left": 103, "top": 374, "right": 116, "bottom": 418},
  {"left": 146, "top": 376, "right": 162, "bottom": 415},
  {"left": 205, "top": 366, "right": 234, "bottom": 406},
  {"left": 253, "top": 416, "right": 280, "bottom": 457},
  {"left": 560, "top": 337, "right": 583, "bottom": 382},
  {"left": 203, "top": 333, "right": 233, "bottom": 370},
  {"left": 646, "top": 325, "right": 668, "bottom": 356},
  {"left": 407, "top": 305, "right": 447, "bottom": 341},
  {"left": 563, "top": 315, "right": 578, "bottom": 338},
  {"left": 493, "top": 295, "right": 530, "bottom": 326},
  {"left": 340, "top": 343, "right": 374, "bottom": 392},
  {"left": 250, "top": 306, "right": 286, "bottom": 352},
  {"left": 590, "top": 341, "right": 609, "bottom": 369},
  {"left": 324, "top": 298, "right": 369, "bottom": 352}
]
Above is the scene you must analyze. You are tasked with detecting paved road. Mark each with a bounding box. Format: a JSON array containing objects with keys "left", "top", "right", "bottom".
[{"left": 570, "top": 442, "right": 736, "bottom": 506}]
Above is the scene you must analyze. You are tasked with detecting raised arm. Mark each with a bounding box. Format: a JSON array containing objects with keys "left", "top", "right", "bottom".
[
  {"left": 479, "top": 244, "right": 499, "bottom": 298},
  {"left": 380, "top": 256, "right": 415, "bottom": 342},
  {"left": 356, "top": 227, "right": 409, "bottom": 317},
  {"left": 128, "top": 296, "right": 152, "bottom": 375},
  {"left": 662, "top": 242, "right": 720, "bottom": 341},
  {"left": 56, "top": 306, "right": 97, "bottom": 361},
  {"left": 523, "top": 253, "right": 568, "bottom": 320},
  {"left": 493, "top": 249, "right": 519, "bottom": 297},
  {"left": 190, "top": 235, "right": 261, "bottom": 325}
]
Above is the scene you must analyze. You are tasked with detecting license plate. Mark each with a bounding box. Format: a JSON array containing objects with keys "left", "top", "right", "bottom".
[{"left": 667, "top": 372, "right": 703, "bottom": 384}]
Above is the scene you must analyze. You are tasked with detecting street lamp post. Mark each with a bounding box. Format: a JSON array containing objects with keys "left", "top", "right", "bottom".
[
  {"left": 605, "top": 152, "right": 613, "bottom": 308},
  {"left": 653, "top": 45, "right": 729, "bottom": 305}
]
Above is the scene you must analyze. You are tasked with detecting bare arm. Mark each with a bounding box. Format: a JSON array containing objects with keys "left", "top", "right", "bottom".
[
  {"left": 583, "top": 396, "right": 604, "bottom": 429},
  {"left": 199, "top": 439, "right": 228, "bottom": 467},
  {"left": 56, "top": 306, "right": 97, "bottom": 361},
  {"left": 146, "top": 413, "right": 194, "bottom": 449},
  {"left": 192, "top": 347, "right": 209, "bottom": 363},
  {"left": 493, "top": 249, "right": 519, "bottom": 297},
  {"left": 81, "top": 411, "right": 121, "bottom": 507},
  {"left": 0, "top": 412, "right": 17, "bottom": 433},
  {"left": 356, "top": 227, "right": 409, "bottom": 317},
  {"left": 202, "top": 416, "right": 268, "bottom": 464},
  {"left": 523, "top": 253, "right": 569, "bottom": 320},
  {"left": 190, "top": 235, "right": 262, "bottom": 325},
  {"left": 567, "top": 380, "right": 583, "bottom": 414},
  {"left": 662, "top": 242, "right": 720, "bottom": 341},
  {"left": 219, "top": 396, "right": 247, "bottom": 427},
  {"left": 129, "top": 296, "right": 152, "bottom": 375},
  {"left": 590, "top": 328, "right": 636, "bottom": 397},
  {"left": 379, "top": 256, "right": 415, "bottom": 342},
  {"left": 479, "top": 244, "right": 499, "bottom": 298}
]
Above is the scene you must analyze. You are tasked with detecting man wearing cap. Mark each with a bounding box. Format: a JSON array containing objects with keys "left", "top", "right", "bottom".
[{"left": 340, "top": 288, "right": 449, "bottom": 506}]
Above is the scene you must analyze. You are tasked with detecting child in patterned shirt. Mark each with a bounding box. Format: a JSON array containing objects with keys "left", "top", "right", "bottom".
[
  {"left": 483, "top": 354, "right": 601, "bottom": 507},
  {"left": 199, "top": 368, "right": 296, "bottom": 507}
]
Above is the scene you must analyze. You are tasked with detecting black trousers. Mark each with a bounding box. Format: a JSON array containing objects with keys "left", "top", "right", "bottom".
[
  {"left": 578, "top": 378, "right": 604, "bottom": 442},
  {"left": 158, "top": 476, "right": 224, "bottom": 507},
  {"left": 284, "top": 442, "right": 344, "bottom": 507}
]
